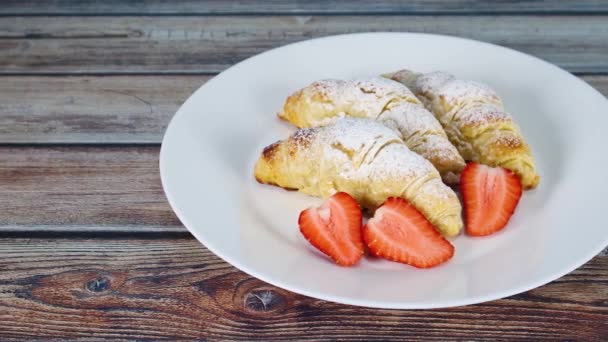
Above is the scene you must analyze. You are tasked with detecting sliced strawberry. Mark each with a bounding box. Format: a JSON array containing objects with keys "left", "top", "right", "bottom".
[
  {"left": 363, "top": 197, "right": 454, "bottom": 268},
  {"left": 299, "top": 192, "right": 364, "bottom": 266},
  {"left": 460, "top": 162, "right": 523, "bottom": 236}
]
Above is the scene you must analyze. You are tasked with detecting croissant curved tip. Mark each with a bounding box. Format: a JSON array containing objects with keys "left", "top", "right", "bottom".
[
  {"left": 438, "top": 217, "right": 464, "bottom": 238},
  {"left": 254, "top": 157, "right": 272, "bottom": 184},
  {"left": 523, "top": 174, "right": 540, "bottom": 190}
]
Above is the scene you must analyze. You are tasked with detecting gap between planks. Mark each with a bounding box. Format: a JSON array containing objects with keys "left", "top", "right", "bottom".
[
  {"left": 1, "top": 16, "right": 608, "bottom": 74},
  {"left": 1, "top": 0, "right": 608, "bottom": 16}
]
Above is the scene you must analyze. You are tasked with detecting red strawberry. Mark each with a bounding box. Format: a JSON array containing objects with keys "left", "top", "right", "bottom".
[
  {"left": 363, "top": 197, "right": 454, "bottom": 268},
  {"left": 299, "top": 192, "right": 364, "bottom": 266},
  {"left": 460, "top": 162, "right": 523, "bottom": 236}
]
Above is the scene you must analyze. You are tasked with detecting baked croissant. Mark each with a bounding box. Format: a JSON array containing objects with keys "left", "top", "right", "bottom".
[
  {"left": 278, "top": 77, "right": 465, "bottom": 184},
  {"left": 254, "top": 118, "right": 463, "bottom": 237},
  {"left": 385, "top": 70, "right": 539, "bottom": 189}
]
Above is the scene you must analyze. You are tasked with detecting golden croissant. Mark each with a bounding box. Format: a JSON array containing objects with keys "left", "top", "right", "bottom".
[
  {"left": 254, "top": 117, "right": 463, "bottom": 237},
  {"left": 385, "top": 70, "right": 539, "bottom": 189},
  {"left": 278, "top": 77, "right": 465, "bottom": 184}
]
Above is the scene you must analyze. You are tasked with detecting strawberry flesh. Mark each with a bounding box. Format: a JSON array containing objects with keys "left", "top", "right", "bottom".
[
  {"left": 460, "top": 162, "right": 523, "bottom": 236},
  {"left": 363, "top": 197, "right": 454, "bottom": 268},
  {"left": 298, "top": 192, "right": 363, "bottom": 266}
]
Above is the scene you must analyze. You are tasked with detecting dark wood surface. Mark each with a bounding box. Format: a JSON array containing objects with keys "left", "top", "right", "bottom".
[
  {"left": 1, "top": 16, "right": 608, "bottom": 74},
  {"left": 0, "top": 76, "right": 208, "bottom": 143},
  {"left": 2, "top": 0, "right": 607, "bottom": 15},
  {"left": 1, "top": 1, "right": 607, "bottom": 340},
  {"left": 0, "top": 146, "right": 181, "bottom": 232},
  {"left": 0, "top": 238, "right": 606, "bottom": 340}
]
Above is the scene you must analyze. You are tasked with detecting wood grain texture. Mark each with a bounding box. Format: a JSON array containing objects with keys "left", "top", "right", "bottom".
[
  {"left": 0, "top": 146, "right": 181, "bottom": 232},
  {"left": 1, "top": 0, "right": 607, "bottom": 15},
  {"left": 0, "top": 238, "right": 606, "bottom": 340},
  {"left": 1, "top": 16, "right": 608, "bottom": 74},
  {"left": 0, "top": 75, "right": 606, "bottom": 144},
  {"left": 0, "top": 76, "right": 209, "bottom": 143}
]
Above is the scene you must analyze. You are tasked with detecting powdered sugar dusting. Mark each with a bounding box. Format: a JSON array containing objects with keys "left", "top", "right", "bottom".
[
  {"left": 312, "top": 118, "right": 444, "bottom": 198},
  {"left": 377, "top": 101, "right": 463, "bottom": 171},
  {"left": 352, "top": 76, "right": 419, "bottom": 103},
  {"left": 455, "top": 103, "right": 512, "bottom": 127},
  {"left": 308, "top": 79, "right": 346, "bottom": 99},
  {"left": 417, "top": 135, "right": 463, "bottom": 161},
  {"left": 493, "top": 134, "right": 523, "bottom": 149},
  {"left": 392, "top": 70, "right": 538, "bottom": 188},
  {"left": 287, "top": 76, "right": 464, "bottom": 178},
  {"left": 400, "top": 71, "right": 512, "bottom": 133},
  {"left": 306, "top": 77, "right": 420, "bottom": 123},
  {"left": 404, "top": 71, "right": 502, "bottom": 108},
  {"left": 279, "top": 117, "right": 462, "bottom": 234},
  {"left": 414, "top": 71, "right": 455, "bottom": 94},
  {"left": 379, "top": 101, "right": 445, "bottom": 140},
  {"left": 287, "top": 118, "right": 431, "bottom": 179},
  {"left": 320, "top": 117, "right": 403, "bottom": 166},
  {"left": 437, "top": 79, "right": 502, "bottom": 107},
  {"left": 356, "top": 143, "right": 437, "bottom": 186}
]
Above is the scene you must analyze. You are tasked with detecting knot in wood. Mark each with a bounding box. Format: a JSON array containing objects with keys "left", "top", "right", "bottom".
[
  {"left": 86, "top": 276, "right": 111, "bottom": 293},
  {"left": 244, "top": 289, "right": 286, "bottom": 313}
]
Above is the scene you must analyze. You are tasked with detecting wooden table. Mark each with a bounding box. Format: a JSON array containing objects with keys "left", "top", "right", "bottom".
[{"left": 1, "top": 1, "right": 607, "bottom": 340}]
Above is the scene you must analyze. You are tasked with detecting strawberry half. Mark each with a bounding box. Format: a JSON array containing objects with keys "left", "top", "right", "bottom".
[
  {"left": 460, "top": 162, "right": 523, "bottom": 236},
  {"left": 298, "top": 192, "right": 364, "bottom": 266},
  {"left": 363, "top": 197, "right": 454, "bottom": 268}
]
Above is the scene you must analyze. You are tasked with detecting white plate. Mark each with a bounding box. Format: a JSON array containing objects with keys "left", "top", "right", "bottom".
[{"left": 160, "top": 33, "right": 608, "bottom": 309}]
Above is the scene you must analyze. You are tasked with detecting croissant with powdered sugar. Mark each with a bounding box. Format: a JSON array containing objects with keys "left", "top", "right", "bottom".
[
  {"left": 254, "top": 118, "right": 463, "bottom": 237},
  {"left": 278, "top": 77, "right": 465, "bottom": 184},
  {"left": 385, "top": 70, "right": 539, "bottom": 189}
]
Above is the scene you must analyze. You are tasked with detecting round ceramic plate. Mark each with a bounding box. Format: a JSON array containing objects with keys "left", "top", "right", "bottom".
[{"left": 160, "top": 33, "right": 608, "bottom": 309}]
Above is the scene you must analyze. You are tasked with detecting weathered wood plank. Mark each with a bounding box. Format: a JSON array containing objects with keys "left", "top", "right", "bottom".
[
  {"left": 1, "top": 16, "right": 607, "bottom": 74},
  {"left": 0, "top": 75, "right": 208, "bottom": 143},
  {"left": 0, "top": 146, "right": 182, "bottom": 232},
  {"left": 0, "top": 238, "right": 606, "bottom": 340},
  {"left": 0, "top": 75, "right": 606, "bottom": 144},
  {"left": 1, "top": 0, "right": 607, "bottom": 15}
]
